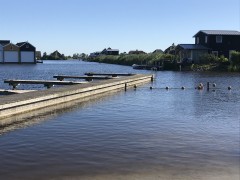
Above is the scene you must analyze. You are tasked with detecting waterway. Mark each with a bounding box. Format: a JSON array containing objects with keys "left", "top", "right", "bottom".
[{"left": 0, "top": 60, "right": 239, "bottom": 180}]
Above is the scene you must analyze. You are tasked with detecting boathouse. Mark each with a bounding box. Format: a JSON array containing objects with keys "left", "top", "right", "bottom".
[
  {"left": 0, "top": 40, "right": 37, "bottom": 64},
  {"left": 3, "top": 43, "right": 20, "bottom": 63},
  {"left": 0, "top": 40, "right": 10, "bottom": 63},
  {"left": 16, "top": 42, "right": 36, "bottom": 63}
]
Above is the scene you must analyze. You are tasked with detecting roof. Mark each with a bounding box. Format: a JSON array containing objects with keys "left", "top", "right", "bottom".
[
  {"left": 16, "top": 42, "right": 27, "bottom": 47},
  {"left": 0, "top": 40, "right": 10, "bottom": 46},
  {"left": 194, "top": 30, "right": 240, "bottom": 37},
  {"left": 106, "top": 49, "right": 119, "bottom": 52},
  {"left": 16, "top": 41, "right": 35, "bottom": 48},
  {"left": 176, "top": 44, "right": 209, "bottom": 50}
]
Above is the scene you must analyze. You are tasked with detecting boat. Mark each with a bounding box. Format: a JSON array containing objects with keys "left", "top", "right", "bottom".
[
  {"left": 132, "top": 64, "right": 147, "bottom": 69},
  {"left": 36, "top": 60, "right": 43, "bottom": 63},
  {"left": 132, "top": 64, "right": 162, "bottom": 71}
]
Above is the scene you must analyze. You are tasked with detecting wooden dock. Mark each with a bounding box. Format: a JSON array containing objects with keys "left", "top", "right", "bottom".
[
  {"left": 0, "top": 89, "right": 36, "bottom": 95},
  {"left": 84, "top": 73, "right": 134, "bottom": 77},
  {"left": 4, "top": 79, "right": 87, "bottom": 89},
  {"left": 0, "top": 74, "right": 153, "bottom": 124},
  {"left": 53, "top": 75, "right": 116, "bottom": 81}
]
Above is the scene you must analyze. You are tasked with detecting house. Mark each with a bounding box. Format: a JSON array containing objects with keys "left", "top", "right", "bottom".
[
  {"left": 16, "top": 42, "right": 36, "bottom": 63},
  {"left": 50, "top": 50, "right": 65, "bottom": 60},
  {"left": 164, "top": 43, "right": 176, "bottom": 55},
  {"left": 193, "top": 30, "right": 240, "bottom": 58},
  {"left": 128, "top": 50, "right": 146, "bottom": 54},
  {"left": 175, "top": 44, "right": 209, "bottom": 64},
  {"left": 3, "top": 43, "right": 20, "bottom": 63},
  {"left": 0, "top": 40, "right": 10, "bottom": 63},
  {"left": 101, "top": 48, "right": 119, "bottom": 55},
  {"left": 152, "top": 49, "right": 163, "bottom": 54}
]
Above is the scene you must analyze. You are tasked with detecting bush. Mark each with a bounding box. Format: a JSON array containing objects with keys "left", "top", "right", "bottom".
[{"left": 230, "top": 51, "right": 240, "bottom": 65}]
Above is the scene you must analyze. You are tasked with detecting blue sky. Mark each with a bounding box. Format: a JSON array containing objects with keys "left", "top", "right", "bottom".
[{"left": 1, "top": 0, "right": 239, "bottom": 55}]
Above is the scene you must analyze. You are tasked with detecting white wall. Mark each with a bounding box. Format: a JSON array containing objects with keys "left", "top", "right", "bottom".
[
  {"left": 4, "top": 51, "right": 19, "bottom": 63},
  {"left": 21, "top": 51, "right": 35, "bottom": 63}
]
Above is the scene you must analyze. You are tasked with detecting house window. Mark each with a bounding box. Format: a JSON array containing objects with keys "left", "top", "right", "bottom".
[
  {"left": 196, "top": 37, "right": 199, "bottom": 44},
  {"left": 216, "top": 36, "right": 222, "bottom": 43},
  {"left": 205, "top": 36, "right": 208, "bottom": 43},
  {"left": 212, "top": 51, "right": 218, "bottom": 57}
]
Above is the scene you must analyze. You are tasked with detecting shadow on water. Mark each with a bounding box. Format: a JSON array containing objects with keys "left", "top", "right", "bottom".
[{"left": 0, "top": 89, "right": 124, "bottom": 135}]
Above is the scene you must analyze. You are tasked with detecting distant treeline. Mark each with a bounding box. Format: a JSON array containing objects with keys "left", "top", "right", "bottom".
[
  {"left": 87, "top": 51, "right": 240, "bottom": 72},
  {"left": 87, "top": 53, "right": 175, "bottom": 66}
]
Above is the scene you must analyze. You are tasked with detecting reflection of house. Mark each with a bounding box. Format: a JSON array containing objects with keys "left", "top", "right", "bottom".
[
  {"left": 101, "top": 48, "right": 119, "bottom": 55},
  {"left": 193, "top": 30, "right": 240, "bottom": 58},
  {"left": 128, "top": 50, "right": 146, "bottom": 54},
  {"left": 16, "top": 42, "right": 36, "bottom": 63},
  {"left": 175, "top": 44, "right": 209, "bottom": 63}
]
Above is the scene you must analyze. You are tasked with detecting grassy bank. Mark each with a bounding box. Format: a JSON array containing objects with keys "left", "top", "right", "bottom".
[
  {"left": 87, "top": 53, "right": 175, "bottom": 66},
  {"left": 87, "top": 51, "right": 240, "bottom": 72}
]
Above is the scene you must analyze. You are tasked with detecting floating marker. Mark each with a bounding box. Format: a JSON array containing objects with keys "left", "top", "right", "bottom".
[
  {"left": 212, "top": 83, "right": 216, "bottom": 87},
  {"left": 166, "top": 86, "right": 169, "bottom": 90},
  {"left": 228, "top": 86, "right": 232, "bottom": 90},
  {"left": 197, "top": 83, "right": 204, "bottom": 90},
  {"left": 181, "top": 86, "right": 185, "bottom": 90},
  {"left": 150, "top": 86, "right": 153, "bottom": 90}
]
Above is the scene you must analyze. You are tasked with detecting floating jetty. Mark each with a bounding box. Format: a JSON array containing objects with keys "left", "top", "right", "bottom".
[
  {"left": 4, "top": 79, "right": 86, "bottom": 89},
  {"left": 53, "top": 75, "right": 116, "bottom": 81},
  {"left": 0, "top": 73, "right": 153, "bottom": 121}
]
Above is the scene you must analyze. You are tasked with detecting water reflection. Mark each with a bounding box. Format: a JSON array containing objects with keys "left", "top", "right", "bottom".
[
  {"left": 0, "top": 61, "right": 239, "bottom": 180},
  {"left": 0, "top": 89, "right": 123, "bottom": 135}
]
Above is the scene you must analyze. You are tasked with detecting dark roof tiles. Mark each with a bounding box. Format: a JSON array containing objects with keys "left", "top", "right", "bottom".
[
  {"left": 194, "top": 30, "right": 240, "bottom": 37},
  {"left": 177, "top": 44, "right": 209, "bottom": 50}
]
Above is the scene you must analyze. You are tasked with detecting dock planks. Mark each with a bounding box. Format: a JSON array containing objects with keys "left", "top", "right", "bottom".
[
  {"left": 84, "top": 73, "right": 134, "bottom": 77},
  {"left": 53, "top": 75, "right": 116, "bottom": 81},
  {"left": 4, "top": 79, "right": 87, "bottom": 89},
  {"left": 0, "top": 74, "right": 153, "bottom": 122}
]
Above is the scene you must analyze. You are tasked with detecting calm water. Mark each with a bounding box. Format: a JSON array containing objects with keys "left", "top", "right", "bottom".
[{"left": 0, "top": 60, "right": 239, "bottom": 180}]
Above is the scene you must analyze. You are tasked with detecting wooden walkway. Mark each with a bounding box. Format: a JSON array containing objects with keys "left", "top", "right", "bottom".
[
  {"left": 53, "top": 75, "right": 116, "bottom": 81},
  {"left": 4, "top": 79, "right": 87, "bottom": 89},
  {"left": 0, "top": 74, "right": 153, "bottom": 123},
  {"left": 84, "top": 73, "right": 134, "bottom": 77}
]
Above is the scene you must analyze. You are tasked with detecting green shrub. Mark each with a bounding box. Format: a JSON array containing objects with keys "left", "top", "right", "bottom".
[{"left": 230, "top": 51, "right": 240, "bottom": 65}]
